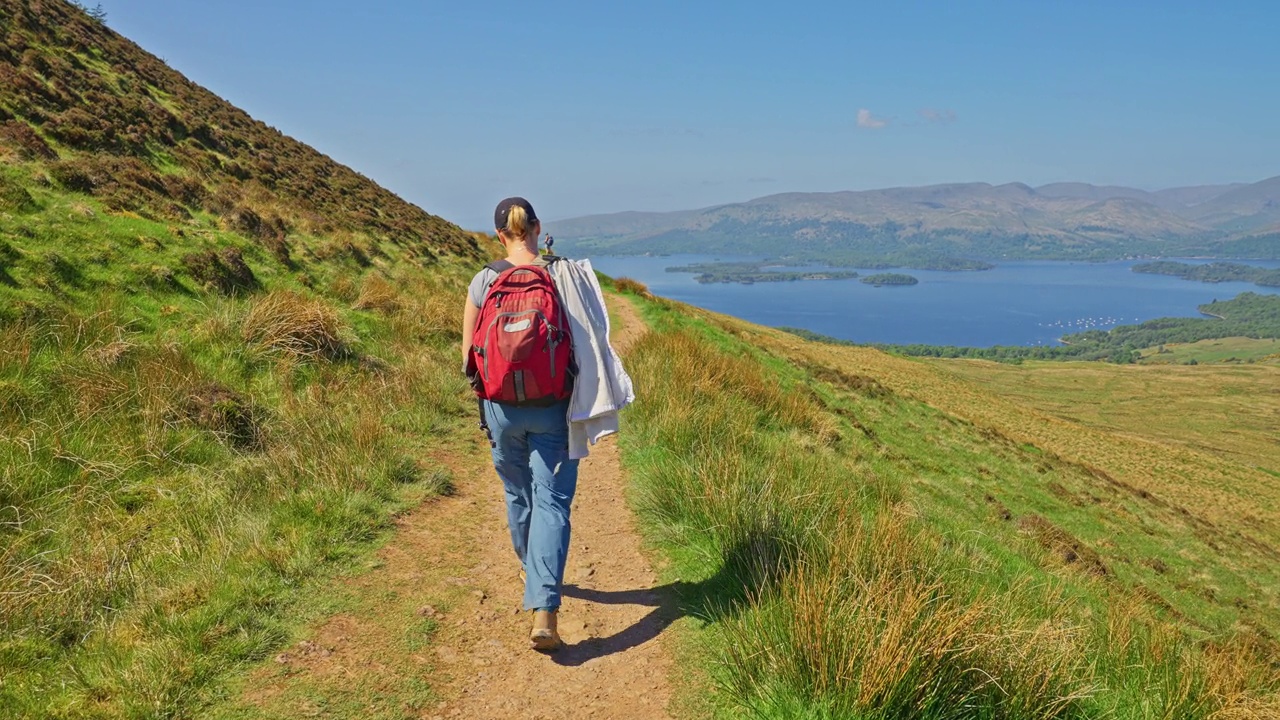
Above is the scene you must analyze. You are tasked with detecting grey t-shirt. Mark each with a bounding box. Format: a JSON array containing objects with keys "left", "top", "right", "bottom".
[{"left": 467, "top": 267, "right": 500, "bottom": 308}]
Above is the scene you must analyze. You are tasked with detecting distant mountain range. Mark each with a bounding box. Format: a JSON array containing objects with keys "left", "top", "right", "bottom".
[{"left": 553, "top": 178, "right": 1280, "bottom": 265}]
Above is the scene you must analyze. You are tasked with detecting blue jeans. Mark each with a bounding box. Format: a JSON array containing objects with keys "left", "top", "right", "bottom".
[{"left": 483, "top": 399, "right": 580, "bottom": 611}]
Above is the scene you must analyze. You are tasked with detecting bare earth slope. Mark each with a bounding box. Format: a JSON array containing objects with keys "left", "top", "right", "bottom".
[{"left": 225, "top": 296, "right": 673, "bottom": 720}]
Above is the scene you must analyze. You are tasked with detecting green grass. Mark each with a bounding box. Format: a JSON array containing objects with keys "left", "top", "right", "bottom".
[
  {"left": 930, "top": 356, "right": 1280, "bottom": 477},
  {"left": 198, "top": 578, "right": 451, "bottom": 720},
  {"left": 1139, "top": 336, "right": 1280, "bottom": 365},
  {"left": 617, "top": 297, "right": 1280, "bottom": 718},
  {"left": 0, "top": 170, "right": 484, "bottom": 718}
]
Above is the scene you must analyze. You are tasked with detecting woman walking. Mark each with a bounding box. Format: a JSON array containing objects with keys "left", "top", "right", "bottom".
[{"left": 462, "top": 197, "right": 632, "bottom": 652}]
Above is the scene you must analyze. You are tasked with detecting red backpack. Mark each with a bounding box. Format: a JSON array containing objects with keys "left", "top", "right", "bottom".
[{"left": 467, "top": 259, "right": 573, "bottom": 405}]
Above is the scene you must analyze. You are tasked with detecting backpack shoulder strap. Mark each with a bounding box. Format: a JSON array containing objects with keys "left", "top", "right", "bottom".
[
  {"left": 481, "top": 260, "right": 515, "bottom": 295},
  {"left": 483, "top": 258, "right": 564, "bottom": 293}
]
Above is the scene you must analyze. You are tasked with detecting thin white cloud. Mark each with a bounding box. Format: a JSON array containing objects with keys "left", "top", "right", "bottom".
[
  {"left": 919, "top": 108, "right": 957, "bottom": 123},
  {"left": 856, "top": 109, "right": 888, "bottom": 129}
]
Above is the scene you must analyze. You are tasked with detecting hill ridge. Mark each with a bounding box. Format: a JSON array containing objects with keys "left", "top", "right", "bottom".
[
  {"left": 0, "top": 0, "right": 481, "bottom": 263},
  {"left": 552, "top": 176, "right": 1280, "bottom": 264}
]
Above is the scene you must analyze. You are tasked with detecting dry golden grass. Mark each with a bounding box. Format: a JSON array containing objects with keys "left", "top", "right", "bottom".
[
  {"left": 84, "top": 339, "right": 137, "bottom": 368},
  {"left": 242, "top": 290, "right": 350, "bottom": 360},
  {"left": 328, "top": 275, "right": 359, "bottom": 303},
  {"left": 388, "top": 269, "right": 469, "bottom": 343},
  {"left": 613, "top": 276, "right": 652, "bottom": 297},
  {"left": 726, "top": 514, "right": 1092, "bottom": 716},
  {"left": 1098, "top": 599, "right": 1280, "bottom": 718},
  {"left": 351, "top": 274, "right": 401, "bottom": 313},
  {"left": 933, "top": 358, "right": 1280, "bottom": 472}
]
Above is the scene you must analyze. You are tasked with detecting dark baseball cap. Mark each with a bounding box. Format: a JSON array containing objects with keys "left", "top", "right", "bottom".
[{"left": 494, "top": 197, "right": 538, "bottom": 231}]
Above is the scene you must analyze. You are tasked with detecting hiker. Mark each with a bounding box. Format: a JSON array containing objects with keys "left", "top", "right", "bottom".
[{"left": 462, "top": 197, "right": 634, "bottom": 652}]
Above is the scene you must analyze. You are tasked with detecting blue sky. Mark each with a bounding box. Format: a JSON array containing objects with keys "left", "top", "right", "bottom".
[{"left": 104, "top": 0, "right": 1280, "bottom": 230}]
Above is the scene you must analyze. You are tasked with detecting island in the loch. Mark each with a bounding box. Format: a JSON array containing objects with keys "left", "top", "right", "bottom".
[
  {"left": 665, "top": 262, "right": 859, "bottom": 285},
  {"left": 860, "top": 272, "right": 919, "bottom": 287},
  {"left": 1132, "top": 261, "right": 1280, "bottom": 288}
]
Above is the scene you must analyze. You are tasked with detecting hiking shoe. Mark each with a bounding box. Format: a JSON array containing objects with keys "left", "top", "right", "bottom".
[{"left": 529, "top": 609, "right": 562, "bottom": 652}]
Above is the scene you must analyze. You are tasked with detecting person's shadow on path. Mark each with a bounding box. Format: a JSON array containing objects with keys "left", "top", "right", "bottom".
[{"left": 551, "top": 533, "right": 790, "bottom": 667}]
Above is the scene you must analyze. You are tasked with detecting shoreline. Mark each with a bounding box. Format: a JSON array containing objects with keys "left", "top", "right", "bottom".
[{"left": 588, "top": 255, "right": 1279, "bottom": 349}]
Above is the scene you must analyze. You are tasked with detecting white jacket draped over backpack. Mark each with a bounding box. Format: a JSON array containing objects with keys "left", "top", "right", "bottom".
[{"left": 547, "top": 258, "right": 635, "bottom": 459}]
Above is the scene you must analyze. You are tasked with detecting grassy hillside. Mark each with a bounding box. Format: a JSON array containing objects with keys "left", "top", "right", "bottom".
[
  {"left": 5, "top": 2, "right": 1280, "bottom": 718},
  {"left": 1139, "top": 336, "right": 1280, "bottom": 365},
  {"left": 931, "top": 357, "right": 1280, "bottom": 473},
  {"left": 0, "top": 0, "right": 476, "bottom": 256},
  {"left": 0, "top": 1, "right": 497, "bottom": 716},
  {"left": 0, "top": 221, "right": 481, "bottom": 718},
  {"left": 617, "top": 292, "right": 1280, "bottom": 718}
]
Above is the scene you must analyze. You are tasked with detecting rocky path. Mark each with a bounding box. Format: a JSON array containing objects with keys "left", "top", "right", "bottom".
[{"left": 234, "top": 295, "right": 674, "bottom": 720}]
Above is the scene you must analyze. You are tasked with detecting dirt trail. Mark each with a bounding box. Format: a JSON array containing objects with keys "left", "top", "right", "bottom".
[
  {"left": 430, "top": 295, "right": 671, "bottom": 719},
  {"left": 237, "top": 296, "right": 674, "bottom": 720}
]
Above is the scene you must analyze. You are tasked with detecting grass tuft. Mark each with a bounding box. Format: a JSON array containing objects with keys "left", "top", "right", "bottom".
[
  {"left": 612, "top": 276, "right": 651, "bottom": 297},
  {"left": 352, "top": 274, "right": 401, "bottom": 313},
  {"left": 242, "top": 290, "right": 350, "bottom": 360}
]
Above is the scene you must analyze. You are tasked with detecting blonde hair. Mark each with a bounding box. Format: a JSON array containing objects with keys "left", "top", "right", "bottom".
[{"left": 500, "top": 205, "right": 537, "bottom": 242}]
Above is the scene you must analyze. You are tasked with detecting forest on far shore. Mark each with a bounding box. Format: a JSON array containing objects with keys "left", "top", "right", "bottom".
[{"left": 1132, "top": 261, "right": 1280, "bottom": 288}]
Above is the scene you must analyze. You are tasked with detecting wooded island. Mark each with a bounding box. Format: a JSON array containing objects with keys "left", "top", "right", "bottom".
[
  {"left": 665, "top": 262, "right": 859, "bottom": 284},
  {"left": 860, "top": 273, "right": 919, "bottom": 286}
]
